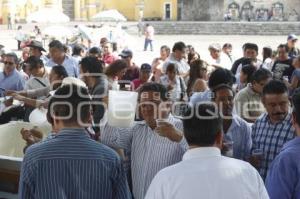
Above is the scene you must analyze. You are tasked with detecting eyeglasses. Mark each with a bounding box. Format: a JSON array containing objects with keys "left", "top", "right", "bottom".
[{"left": 4, "top": 61, "right": 14, "bottom": 65}]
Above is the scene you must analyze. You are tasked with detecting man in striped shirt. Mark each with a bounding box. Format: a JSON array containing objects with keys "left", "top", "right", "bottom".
[
  {"left": 101, "top": 83, "right": 188, "bottom": 199},
  {"left": 250, "top": 80, "right": 295, "bottom": 180},
  {"left": 19, "top": 84, "right": 131, "bottom": 199}
]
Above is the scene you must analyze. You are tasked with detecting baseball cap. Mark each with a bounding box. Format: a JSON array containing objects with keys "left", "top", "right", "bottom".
[
  {"left": 140, "top": 63, "right": 151, "bottom": 72},
  {"left": 119, "top": 49, "right": 133, "bottom": 58},
  {"left": 287, "top": 34, "right": 298, "bottom": 41}
]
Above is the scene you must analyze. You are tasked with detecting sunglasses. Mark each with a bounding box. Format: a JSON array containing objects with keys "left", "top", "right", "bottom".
[{"left": 4, "top": 61, "right": 14, "bottom": 65}]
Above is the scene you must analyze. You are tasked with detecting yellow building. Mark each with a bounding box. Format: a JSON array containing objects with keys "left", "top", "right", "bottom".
[{"left": 0, "top": 0, "right": 177, "bottom": 24}]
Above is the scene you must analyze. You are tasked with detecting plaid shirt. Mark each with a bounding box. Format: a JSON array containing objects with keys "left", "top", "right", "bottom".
[{"left": 252, "top": 113, "right": 295, "bottom": 180}]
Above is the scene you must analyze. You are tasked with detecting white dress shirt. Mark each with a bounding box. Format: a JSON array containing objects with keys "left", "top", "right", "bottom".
[
  {"left": 163, "top": 53, "right": 190, "bottom": 75},
  {"left": 208, "top": 52, "right": 233, "bottom": 70},
  {"left": 145, "top": 147, "right": 269, "bottom": 199}
]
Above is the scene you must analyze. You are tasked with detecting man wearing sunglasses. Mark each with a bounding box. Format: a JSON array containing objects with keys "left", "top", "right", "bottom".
[
  {"left": 0, "top": 52, "right": 25, "bottom": 124},
  {"left": 0, "top": 52, "right": 25, "bottom": 97}
]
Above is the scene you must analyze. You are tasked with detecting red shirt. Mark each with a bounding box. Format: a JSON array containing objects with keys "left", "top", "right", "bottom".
[
  {"left": 103, "top": 54, "right": 118, "bottom": 65},
  {"left": 132, "top": 79, "right": 142, "bottom": 90}
]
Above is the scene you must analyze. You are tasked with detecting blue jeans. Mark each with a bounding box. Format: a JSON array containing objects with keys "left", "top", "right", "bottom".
[{"left": 144, "top": 38, "right": 153, "bottom": 51}]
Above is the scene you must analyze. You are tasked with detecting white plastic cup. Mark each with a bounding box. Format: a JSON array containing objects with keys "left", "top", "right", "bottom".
[
  {"left": 252, "top": 148, "right": 264, "bottom": 158},
  {"left": 156, "top": 119, "right": 168, "bottom": 127},
  {"left": 108, "top": 90, "right": 138, "bottom": 128}
]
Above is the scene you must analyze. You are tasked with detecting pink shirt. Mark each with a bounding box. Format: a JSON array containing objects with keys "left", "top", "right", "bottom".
[{"left": 103, "top": 54, "right": 118, "bottom": 65}]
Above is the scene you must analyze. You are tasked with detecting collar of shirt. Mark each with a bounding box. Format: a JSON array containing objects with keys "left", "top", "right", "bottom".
[
  {"left": 55, "top": 128, "right": 90, "bottom": 138},
  {"left": 262, "top": 112, "right": 292, "bottom": 125},
  {"left": 282, "top": 136, "right": 300, "bottom": 151},
  {"left": 183, "top": 147, "right": 221, "bottom": 161},
  {"left": 49, "top": 55, "right": 70, "bottom": 65}
]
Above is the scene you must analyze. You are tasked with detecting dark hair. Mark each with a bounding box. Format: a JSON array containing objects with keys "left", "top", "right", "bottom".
[
  {"left": 277, "top": 44, "right": 289, "bottom": 52},
  {"left": 263, "top": 47, "right": 273, "bottom": 62},
  {"left": 5, "top": 52, "right": 19, "bottom": 64},
  {"left": 25, "top": 56, "right": 44, "bottom": 69},
  {"left": 292, "top": 88, "right": 300, "bottom": 126},
  {"left": 100, "top": 37, "right": 108, "bottom": 44},
  {"left": 262, "top": 80, "right": 288, "bottom": 96},
  {"left": 208, "top": 68, "right": 235, "bottom": 89},
  {"left": 183, "top": 103, "right": 222, "bottom": 146},
  {"left": 48, "top": 84, "right": 91, "bottom": 124},
  {"left": 223, "top": 43, "right": 232, "bottom": 49},
  {"left": 89, "top": 47, "right": 101, "bottom": 55},
  {"left": 80, "top": 56, "right": 104, "bottom": 74},
  {"left": 172, "top": 42, "right": 186, "bottom": 52},
  {"left": 72, "top": 44, "right": 85, "bottom": 56},
  {"left": 166, "top": 63, "right": 177, "bottom": 74},
  {"left": 211, "top": 84, "right": 234, "bottom": 101},
  {"left": 139, "top": 82, "right": 168, "bottom": 101},
  {"left": 105, "top": 59, "right": 128, "bottom": 77},
  {"left": 161, "top": 45, "right": 170, "bottom": 54},
  {"left": 241, "top": 64, "right": 256, "bottom": 84},
  {"left": 51, "top": 65, "right": 68, "bottom": 79},
  {"left": 251, "top": 68, "right": 272, "bottom": 83},
  {"left": 187, "top": 59, "right": 207, "bottom": 95},
  {"left": 243, "top": 43, "right": 258, "bottom": 53},
  {"left": 49, "top": 40, "right": 65, "bottom": 51}
]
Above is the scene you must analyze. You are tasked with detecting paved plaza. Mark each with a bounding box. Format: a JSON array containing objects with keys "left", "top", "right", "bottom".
[{"left": 0, "top": 23, "right": 294, "bottom": 66}]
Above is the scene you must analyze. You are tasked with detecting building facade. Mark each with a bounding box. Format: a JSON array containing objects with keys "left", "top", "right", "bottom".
[
  {"left": 0, "top": 0, "right": 177, "bottom": 24},
  {"left": 182, "top": 0, "right": 300, "bottom": 21}
]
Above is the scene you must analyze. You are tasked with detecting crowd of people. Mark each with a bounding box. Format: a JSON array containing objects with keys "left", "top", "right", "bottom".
[{"left": 0, "top": 31, "right": 300, "bottom": 199}]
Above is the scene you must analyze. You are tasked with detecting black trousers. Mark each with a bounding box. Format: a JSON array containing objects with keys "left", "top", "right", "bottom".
[{"left": 0, "top": 106, "right": 25, "bottom": 124}]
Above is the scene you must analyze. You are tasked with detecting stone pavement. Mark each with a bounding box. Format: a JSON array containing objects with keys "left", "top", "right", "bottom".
[{"left": 0, "top": 22, "right": 296, "bottom": 67}]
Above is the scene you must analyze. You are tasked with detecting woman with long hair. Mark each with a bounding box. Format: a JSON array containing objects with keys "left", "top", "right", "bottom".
[{"left": 186, "top": 59, "right": 208, "bottom": 97}]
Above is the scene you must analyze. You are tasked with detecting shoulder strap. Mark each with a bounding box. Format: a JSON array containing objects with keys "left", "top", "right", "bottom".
[
  {"left": 34, "top": 78, "right": 47, "bottom": 87},
  {"left": 179, "top": 77, "right": 185, "bottom": 101}
]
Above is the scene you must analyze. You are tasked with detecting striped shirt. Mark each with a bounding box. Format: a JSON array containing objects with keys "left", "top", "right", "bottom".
[
  {"left": 18, "top": 128, "right": 131, "bottom": 199},
  {"left": 224, "top": 115, "right": 252, "bottom": 160},
  {"left": 252, "top": 113, "right": 295, "bottom": 180},
  {"left": 101, "top": 116, "right": 188, "bottom": 199}
]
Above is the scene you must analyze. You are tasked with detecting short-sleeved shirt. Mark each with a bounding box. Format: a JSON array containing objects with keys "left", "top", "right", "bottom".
[{"left": 272, "top": 59, "right": 294, "bottom": 81}]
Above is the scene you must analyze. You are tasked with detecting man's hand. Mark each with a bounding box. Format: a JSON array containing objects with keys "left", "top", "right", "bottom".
[
  {"left": 248, "top": 155, "right": 262, "bottom": 168},
  {"left": 4, "top": 97, "right": 13, "bottom": 107},
  {"left": 4, "top": 90, "right": 16, "bottom": 96},
  {"left": 20, "top": 128, "right": 43, "bottom": 145},
  {"left": 155, "top": 121, "right": 183, "bottom": 143},
  {"left": 167, "top": 84, "right": 174, "bottom": 91},
  {"left": 11, "top": 93, "right": 26, "bottom": 101}
]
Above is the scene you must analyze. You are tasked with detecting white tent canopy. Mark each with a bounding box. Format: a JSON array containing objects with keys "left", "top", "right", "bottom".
[
  {"left": 91, "top": 9, "right": 127, "bottom": 22},
  {"left": 26, "top": 8, "right": 70, "bottom": 23}
]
